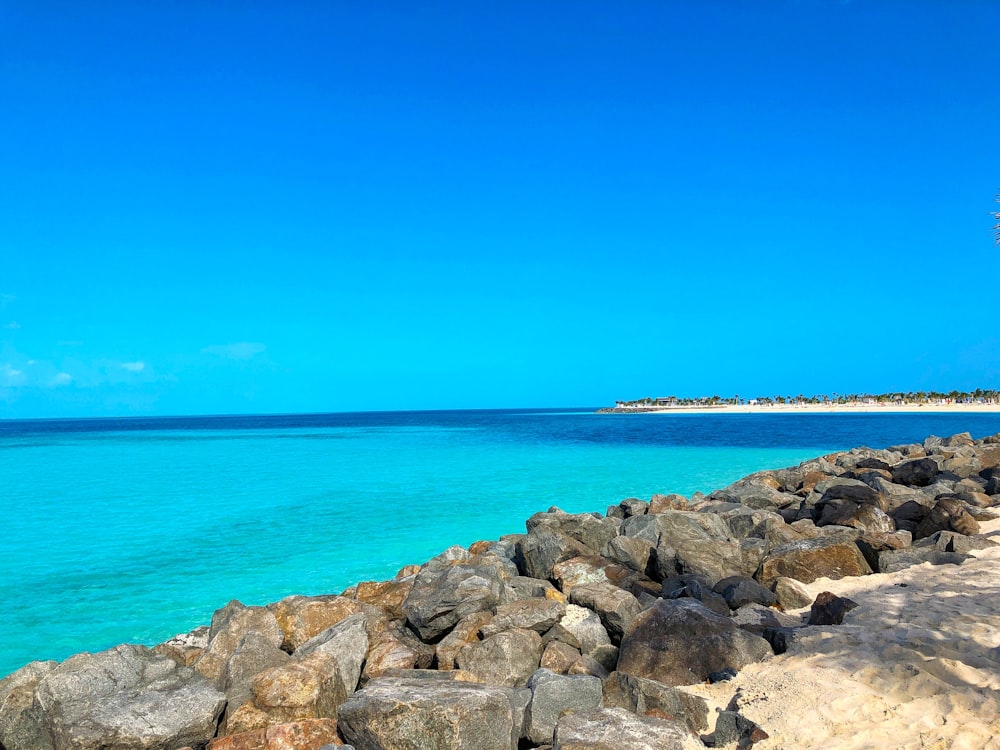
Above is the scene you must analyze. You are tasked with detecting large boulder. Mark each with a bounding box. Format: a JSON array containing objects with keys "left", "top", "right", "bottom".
[
  {"left": 481, "top": 598, "right": 566, "bottom": 638},
  {"left": 207, "top": 718, "right": 342, "bottom": 749},
  {"left": 617, "top": 599, "right": 772, "bottom": 687},
  {"left": 526, "top": 509, "right": 621, "bottom": 555},
  {"left": 913, "top": 496, "right": 980, "bottom": 540},
  {"left": 456, "top": 629, "right": 543, "bottom": 687},
  {"left": 602, "top": 671, "right": 709, "bottom": 733},
  {"left": 361, "top": 620, "right": 434, "bottom": 681},
  {"left": 552, "top": 707, "right": 705, "bottom": 750},
  {"left": 402, "top": 562, "right": 504, "bottom": 641},
  {"left": 517, "top": 527, "right": 592, "bottom": 581},
  {"left": 523, "top": 669, "right": 603, "bottom": 745},
  {"left": 757, "top": 536, "right": 873, "bottom": 587},
  {"left": 892, "top": 457, "right": 940, "bottom": 487},
  {"left": 338, "top": 677, "right": 521, "bottom": 750},
  {"left": 0, "top": 661, "right": 59, "bottom": 750},
  {"left": 8, "top": 645, "right": 225, "bottom": 750},
  {"left": 267, "top": 595, "right": 363, "bottom": 654},
  {"left": 567, "top": 582, "right": 641, "bottom": 644},
  {"left": 195, "top": 601, "right": 284, "bottom": 687}
]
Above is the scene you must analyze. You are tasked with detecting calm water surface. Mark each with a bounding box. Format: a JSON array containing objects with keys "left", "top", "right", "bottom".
[{"left": 3, "top": 408, "right": 999, "bottom": 677}]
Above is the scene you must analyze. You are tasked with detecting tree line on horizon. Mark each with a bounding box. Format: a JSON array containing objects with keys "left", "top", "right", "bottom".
[{"left": 617, "top": 389, "right": 1000, "bottom": 408}]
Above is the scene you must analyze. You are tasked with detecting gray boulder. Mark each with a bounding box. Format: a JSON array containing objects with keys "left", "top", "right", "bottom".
[
  {"left": 456, "top": 629, "right": 543, "bottom": 687},
  {"left": 617, "top": 599, "right": 772, "bottom": 686},
  {"left": 518, "top": 527, "right": 592, "bottom": 581},
  {"left": 16, "top": 645, "right": 225, "bottom": 750},
  {"left": 892, "top": 457, "right": 940, "bottom": 487},
  {"left": 877, "top": 548, "right": 969, "bottom": 573},
  {"left": 194, "top": 600, "right": 284, "bottom": 688},
  {"left": 526, "top": 509, "right": 621, "bottom": 555},
  {"left": 552, "top": 707, "right": 705, "bottom": 749},
  {"left": 602, "top": 671, "right": 709, "bottom": 733},
  {"left": 402, "top": 562, "right": 504, "bottom": 641},
  {"left": 0, "top": 661, "right": 59, "bottom": 750},
  {"left": 757, "top": 536, "right": 873, "bottom": 587},
  {"left": 481, "top": 598, "right": 566, "bottom": 638},
  {"left": 338, "top": 677, "right": 520, "bottom": 750},
  {"left": 523, "top": 669, "right": 603, "bottom": 745},
  {"left": 712, "top": 576, "right": 777, "bottom": 610},
  {"left": 219, "top": 631, "right": 291, "bottom": 725},
  {"left": 545, "top": 603, "right": 613, "bottom": 657},
  {"left": 567, "top": 582, "right": 641, "bottom": 644}
]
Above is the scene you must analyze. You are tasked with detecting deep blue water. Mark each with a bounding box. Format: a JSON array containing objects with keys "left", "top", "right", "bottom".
[{"left": 3, "top": 408, "right": 999, "bottom": 678}]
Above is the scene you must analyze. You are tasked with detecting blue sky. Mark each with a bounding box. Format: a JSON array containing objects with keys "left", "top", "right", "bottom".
[{"left": 1, "top": 1, "right": 998, "bottom": 417}]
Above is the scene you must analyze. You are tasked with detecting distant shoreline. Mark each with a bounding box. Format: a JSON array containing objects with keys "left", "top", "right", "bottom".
[{"left": 597, "top": 403, "right": 1000, "bottom": 415}]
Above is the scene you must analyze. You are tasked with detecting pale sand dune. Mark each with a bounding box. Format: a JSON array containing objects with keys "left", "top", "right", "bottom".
[{"left": 686, "top": 518, "right": 1000, "bottom": 749}]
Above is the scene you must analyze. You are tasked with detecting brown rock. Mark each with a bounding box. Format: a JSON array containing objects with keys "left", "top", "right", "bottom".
[
  {"left": 540, "top": 641, "right": 582, "bottom": 674},
  {"left": 435, "top": 611, "right": 494, "bottom": 670},
  {"left": 354, "top": 577, "right": 415, "bottom": 619},
  {"left": 758, "top": 537, "right": 873, "bottom": 587},
  {"left": 209, "top": 718, "right": 342, "bottom": 749},
  {"left": 269, "top": 595, "right": 364, "bottom": 653},
  {"left": 362, "top": 621, "right": 434, "bottom": 681},
  {"left": 649, "top": 493, "right": 689, "bottom": 513}
]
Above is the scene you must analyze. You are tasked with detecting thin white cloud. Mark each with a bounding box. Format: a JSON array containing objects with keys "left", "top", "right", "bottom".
[
  {"left": 201, "top": 342, "right": 267, "bottom": 360},
  {"left": 50, "top": 372, "right": 72, "bottom": 387},
  {"left": 122, "top": 361, "right": 146, "bottom": 372}
]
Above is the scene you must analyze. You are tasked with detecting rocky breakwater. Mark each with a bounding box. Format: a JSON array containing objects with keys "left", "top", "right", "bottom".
[{"left": 2, "top": 431, "right": 999, "bottom": 750}]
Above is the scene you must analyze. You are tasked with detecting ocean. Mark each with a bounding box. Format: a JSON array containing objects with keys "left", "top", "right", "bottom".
[{"left": 3, "top": 408, "right": 1000, "bottom": 678}]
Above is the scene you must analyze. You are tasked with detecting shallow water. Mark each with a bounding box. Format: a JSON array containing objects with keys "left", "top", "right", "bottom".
[{"left": 2, "top": 408, "right": 999, "bottom": 677}]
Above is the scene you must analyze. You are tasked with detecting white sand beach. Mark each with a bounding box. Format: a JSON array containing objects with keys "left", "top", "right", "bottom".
[
  {"left": 686, "top": 517, "right": 1000, "bottom": 749},
  {"left": 631, "top": 403, "right": 1000, "bottom": 415}
]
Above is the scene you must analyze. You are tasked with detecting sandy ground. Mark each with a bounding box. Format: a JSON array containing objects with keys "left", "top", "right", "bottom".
[
  {"left": 684, "top": 517, "right": 1000, "bottom": 749},
  {"left": 622, "top": 404, "right": 1000, "bottom": 415}
]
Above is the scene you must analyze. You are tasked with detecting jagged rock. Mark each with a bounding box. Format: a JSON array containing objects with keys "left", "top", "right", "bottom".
[
  {"left": 502, "top": 575, "right": 565, "bottom": 604},
  {"left": 914, "top": 530, "right": 998, "bottom": 555},
  {"left": 225, "top": 613, "right": 367, "bottom": 733},
  {"left": 208, "top": 718, "right": 342, "bottom": 749},
  {"left": 892, "top": 457, "right": 940, "bottom": 487},
  {"left": 523, "top": 669, "right": 603, "bottom": 745},
  {"left": 196, "top": 601, "right": 285, "bottom": 687},
  {"left": 456, "top": 628, "right": 543, "bottom": 687},
  {"left": 713, "top": 710, "right": 769, "bottom": 748},
  {"left": 545, "top": 603, "right": 613, "bottom": 656},
  {"left": 552, "top": 707, "right": 705, "bottom": 750},
  {"left": 435, "top": 611, "right": 494, "bottom": 671},
  {"left": 649, "top": 494, "right": 690, "bottom": 513},
  {"left": 757, "top": 537, "right": 873, "bottom": 587},
  {"left": 268, "top": 595, "right": 363, "bottom": 654},
  {"left": 877, "top": 548, "right": 969, "bottom": 574},
  {"left": 361, "top": 619, "right": 433, "bottom": 681},
  {"left": 567, "top": 582, "right": 641, "bottom": 644},
  {"left": 154, "top": 626, "right": 210, "bottom": 667},
  {"left": 618, "top": 599, "right": 772, "bottom": 686},
  {"left": 817, "top": 480, "right": 887, "bottom": 511},
  {"left": 981, "top": 467, "right": 1000, "bottom": 494},
  {"left": 540, "top": 641, "right": 581, "bottom": 674},
  {"left": 636, "top": 511, "right": 748, "bottom": 582},
  {"left": 354, "top": 576, "right": 415, "bottom": 619},
  {"left": 338, "top": 677, "right": 520, "bottom": 750},
  {"left": 602, "top": 671, "right": 709, "bottom": 733},
  {"left": 855, "top": 530, "right": 912, "bottom": 570},
  {"left": 552, "top": 556, "right": 624, "bottom": 593},
  {"left": 769, "top": 577, "right": 813, "bottom": 610},
  {"left": 720, "top": 508, "right": 803, "bottom": 551},
  {"left": 567, "top": 653, "right": 611, "bottom": 679},
  {"left": 914, "top": 496, "right": 980, "bottom": 540},
  {"left": 712, "top": 576, "right": 777, "bottom": 610},
  {"left": 526, "top": 509, "right": 621, "bottom": 555},
  {"left": 663, "top": 575, "right": 730, "bottom": 616},
  {"left": 220, "top": 631, "right": 292, "bottom": 728},
  {"left": 15, "top": 645, "right": 225, "bottom": 750},
  {"left": 729, "top": 603, "right": 797, "bottom": 634},
  {"left": 601, "top": 536, "right": 657, "bottom": 577},
  {"left": 620, "top": 498, "right": 651, "bottom": 517},
  {"left": 481, "top": 598, "right": 565, "bottom": 639},
  {"left": 402, "top": 562, "right": 503, "bottom": 641},
  {"left": 806, "top": 592, "right": 859, "bottom": 625},
  {"left": 518, "top": 527, "right": 592, "bottom": 581},
  {"left": 817, "top": 500, "right": 895, "bottom": 534},
  {"left": 0, "top": 660, "right": 59, "bottom": 750}
]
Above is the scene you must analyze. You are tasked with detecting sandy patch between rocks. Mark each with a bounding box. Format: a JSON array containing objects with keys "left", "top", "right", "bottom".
[{"left": 685, "top": 518, "right": 1000, "bottom": 749}]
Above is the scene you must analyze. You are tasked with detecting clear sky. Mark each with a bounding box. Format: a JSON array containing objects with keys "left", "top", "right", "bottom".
[{"left": 1, "top": 1, "right": 998, "bottom": 418}]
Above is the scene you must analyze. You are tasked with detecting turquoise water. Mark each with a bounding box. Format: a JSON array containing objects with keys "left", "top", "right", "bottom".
[{"left": 3, "top": 408, "right": 999, "bottom": 678}]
